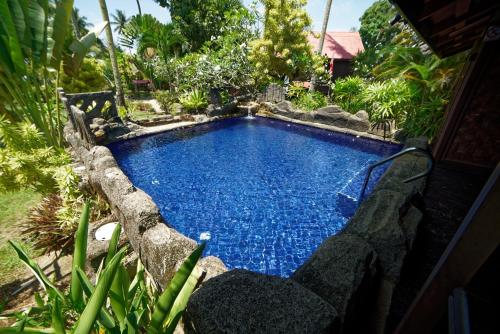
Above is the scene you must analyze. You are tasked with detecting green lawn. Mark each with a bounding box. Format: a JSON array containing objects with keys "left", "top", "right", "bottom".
[{"left": 0, "top": 189, "right": 42, "bottom": 287}]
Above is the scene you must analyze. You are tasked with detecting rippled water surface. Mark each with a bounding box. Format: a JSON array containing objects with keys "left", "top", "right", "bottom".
[{"left": 109, "top": 117, "right": 401, "bottom": 277}]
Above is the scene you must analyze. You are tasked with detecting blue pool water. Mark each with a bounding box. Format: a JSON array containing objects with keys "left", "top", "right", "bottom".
[{"left": 109, "top": 117, "right": 401, "bottom": 277}]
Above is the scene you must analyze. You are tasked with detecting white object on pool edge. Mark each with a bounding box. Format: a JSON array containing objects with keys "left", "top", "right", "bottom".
[
  {"left": 200, "top": 231, "right": 211, "bottom": 240},
  {"left": 95, "top": 223, "right": 118, "bottom": 241}
]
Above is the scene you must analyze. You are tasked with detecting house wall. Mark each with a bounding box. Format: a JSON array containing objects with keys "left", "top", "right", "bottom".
[
  {"left": 332, "top": 60, "right": 353, "bottom": 81},
  {"left": 433, "top": 33, "right": 500, "bottom": 169}
]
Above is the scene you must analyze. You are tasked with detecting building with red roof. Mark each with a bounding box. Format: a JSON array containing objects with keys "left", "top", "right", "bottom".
[{"left": 308, "top": 31, "right": 365, "bottom": 80}]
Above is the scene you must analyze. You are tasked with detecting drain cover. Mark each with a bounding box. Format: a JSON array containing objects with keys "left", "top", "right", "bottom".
[{"left": 95, "top": 222, "right": 119, "bottom": 241}]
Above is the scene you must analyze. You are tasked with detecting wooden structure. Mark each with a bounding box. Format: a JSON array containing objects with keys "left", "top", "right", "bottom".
[
  {"left": 389, "top": 0, "right": 500, "bottom": 332},
  {"left": 307, "top": 32, "right": 365, "bottom": 80}
]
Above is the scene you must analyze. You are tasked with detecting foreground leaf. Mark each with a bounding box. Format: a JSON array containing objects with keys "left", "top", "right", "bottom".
[
  {"left": 70, "top": 201, "right": 90, "bottom": 306},
  {"left": 73, "top": 248, "right": 126, "bottom": 334},
  {"left": 148, "top": 243, "right": 205, "bottom": 333},
  {"left": 8, "top": 241, "right": 65, "bottom": 301}
]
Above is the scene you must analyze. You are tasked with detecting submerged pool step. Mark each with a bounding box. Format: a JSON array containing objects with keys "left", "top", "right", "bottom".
[{"left": 336, "top": 160, "right": 378, "bottom": 218}]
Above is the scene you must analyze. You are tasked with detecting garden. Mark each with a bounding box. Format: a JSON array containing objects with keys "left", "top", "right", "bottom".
[{"left": 0, "top": 0, "right": 465, "bottom": 332}]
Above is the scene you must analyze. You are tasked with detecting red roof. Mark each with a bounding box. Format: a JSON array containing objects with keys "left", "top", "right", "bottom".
[{"left": 307, "top": 32, "right": 364, "bottom": 60}]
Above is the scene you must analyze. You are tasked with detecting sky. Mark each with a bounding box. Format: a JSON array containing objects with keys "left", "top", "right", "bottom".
[{"left": 75, "top": 0, "right": 376, "bottom": 34}]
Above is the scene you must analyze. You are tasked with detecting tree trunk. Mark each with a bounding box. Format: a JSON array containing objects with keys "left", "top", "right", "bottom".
[
  {"left": 98, "top": 0, "right": 126, "bottom": 106},
  {"left": 71, "top": 11, "right": 80, "bottom": 39},
  {"left": 310, "top": 0, "right": 333, "bottom": 92},
  {"left": 136, "top": 0, "right": 142, "bottom": 16}
]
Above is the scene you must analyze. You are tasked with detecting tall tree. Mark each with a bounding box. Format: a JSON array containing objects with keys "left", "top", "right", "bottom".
[
  {"left": 249, "top": 0, "right": 315, "bottom": 82},
  {"left": 98, "top": 0, "right": 126, "bottom": 106},
  {"left": 72, "top": 8, "right": 93, "bottom": 39},
  {"left": 136, "top": 0, "right": 142, "bottom": 16},
  {"left": 152, "top": 0, "right": 241, "bottom": 51},
  {"left": 358, "top": 0, "right": 400, "bottom": 50},
  {"left": 310, "top": 0, "right": 333, "bottom": 91},
  {"left": 111, "top": 9, "right": 129, "bottom": 34}
]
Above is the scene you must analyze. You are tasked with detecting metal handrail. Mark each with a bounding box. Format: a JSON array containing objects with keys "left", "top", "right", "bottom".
[{"left": 358, "top": 147, "right": 434, "bottom": 201}]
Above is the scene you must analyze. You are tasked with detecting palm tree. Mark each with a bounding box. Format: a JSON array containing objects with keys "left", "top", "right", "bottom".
[
  {"left": 111, "top": 9, "right": 129, "bottom": 35},
  {"left": 136, "top": 0, "right": 142, "bottom": 17},
  {"left": 98, "top": 0, "right": 126, "bottom": 106},
  {"left": 72, "top": 8, "right": 93, "bottom": 39},
  {"left": 310, "top": 0, "right": 333, "bottom": 91}
]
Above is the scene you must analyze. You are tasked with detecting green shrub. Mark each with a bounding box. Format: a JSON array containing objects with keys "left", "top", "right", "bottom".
[
  {"left": 362, "top": 79, "right": 412, "bottom": 126},
  {"left": 179, "top": 89, "right": 208, "bottom": 113},
  {"left": 154, "top": 90, "right": 178, "bottom": 114},
  {"left": 331, "top": 76, "right": 366, "bottom": 113},
  {"left": 287, "top": 82, "right": 307, "bottom": 99},
  {"left": 0, "top": 119, "right": 70, "bottom": 194},
  {"left": 294, "top": 91, "right": 327, "bottom": 111},
  {"left": 61, "top": 58, "right": 109, "bottom": 94},
  {"left": 2, "top": 203, "right": 205, "bottom": 333}
]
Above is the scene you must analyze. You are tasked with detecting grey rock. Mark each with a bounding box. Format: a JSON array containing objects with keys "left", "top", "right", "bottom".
[
  {"left": 316, "top": 105, "right": 343, "bottom": 114},
  {"left": 99, "top": 167, "right": 136, "bottom": 201},
  {"left": 400, "top": 205, "right": 423, "bottom": 250},
  {"left": 314, "top": 109, "right": 370, "bottom": 132},
  {"left": 141, "top": 224, "right": 197, "bottom": 287},
  {"left": 197, "top": 256, "right": 228, "bottom": 283},
  {"left": 292, "top": 233, "right": 377, "bottom": 332},
  {"left": 185, "top": 269, "right": 339, "bottom": 334},
  {"left": 344, "top": 189, "right": 408, "bottom": 283},
  {"left": 276, "top": 100, "right": 294, "bottom": 112},
  {"left": 404, "top": 136, "right": 428, "bottom": 150},
  {"left": 115, "top": 189, "right": 163, "bottom": 248},
  {"left": 94, "top": 129, "right": 106, "bottom": 140},
  {"left": 89, "top": 123, "right": 99, "bottom": 130},
  {"left": 355, "top": 110, "right": 369, "bottom": 121},
  {"left": 92, "top": 117, "right": 106, "bottom": 126}
]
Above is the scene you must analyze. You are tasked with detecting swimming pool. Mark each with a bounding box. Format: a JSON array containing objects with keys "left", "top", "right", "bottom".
[{"left": 109, "top": 117, "right": 401, "bottom": 277}]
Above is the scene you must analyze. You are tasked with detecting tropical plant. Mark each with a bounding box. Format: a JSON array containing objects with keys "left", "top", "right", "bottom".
[
  {"left": 111, "top": 9, "right": 129, "bottom": 35},
  {"left": 249, "top": 0, "right": 319, "bottom": 83},
  {"left": 61, "top": 58, "right": 109, "bottom": 93},
  {"left": 0, "top": 119, "right": 70, "bottom": 194},
  {"left": 362, "top": 79, "right": 412, "bottom": 126},
  {"left": 0, "top": 0, "right": 108, "bottom": 146},
  {"left": 372, "top": 30, "right": 465, "bottom": 138},
  {"left": 120, "top": 15, "right": 186, "bottom": 61},
  {"left": 294, "top": 91, "right": 327, "bottom": 111},
  {"left": 179, "top": 89, "right": 208, "bottom": 113},
  {"left": 72, "top": 8, "right": 94, "bottom": 39},
  {"left": 1, "top": 203, "right": 205, "bottom": 333},
  {"left": 331, "top": 76, "right": 366, "bottom": 113},
  {"left": 287, "top": 82, "right": 307, "bottom": 99},
  {"left": 155, "top": 90, "right": 178, "bottom": 114},
  {"left": 153, "top": 0, "right": 242, "bottom": 51}
]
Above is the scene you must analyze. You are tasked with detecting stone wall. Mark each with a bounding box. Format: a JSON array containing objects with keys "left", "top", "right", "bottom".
[{"left": 262, "top": 101, "right": 371, "bottom": 132}]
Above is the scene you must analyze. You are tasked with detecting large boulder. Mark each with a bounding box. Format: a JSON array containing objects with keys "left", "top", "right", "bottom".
[
  {"left": 292, "top": 233, "right": 377, "bottom": 332},
  {"left": 141, "top": 224, "right": 197, "bottom": 287},
  {"left": 316, "top": 105, "right": 343, "bottom": 114},
  {"left": 185, "top": 269, "right": 339, "bottom": 334},
  {"left": 313, "top": 107, "right": 370, "bottom": 132},
  {"left": 344, "top": 189, "right": 408, "bottom": 283}
]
